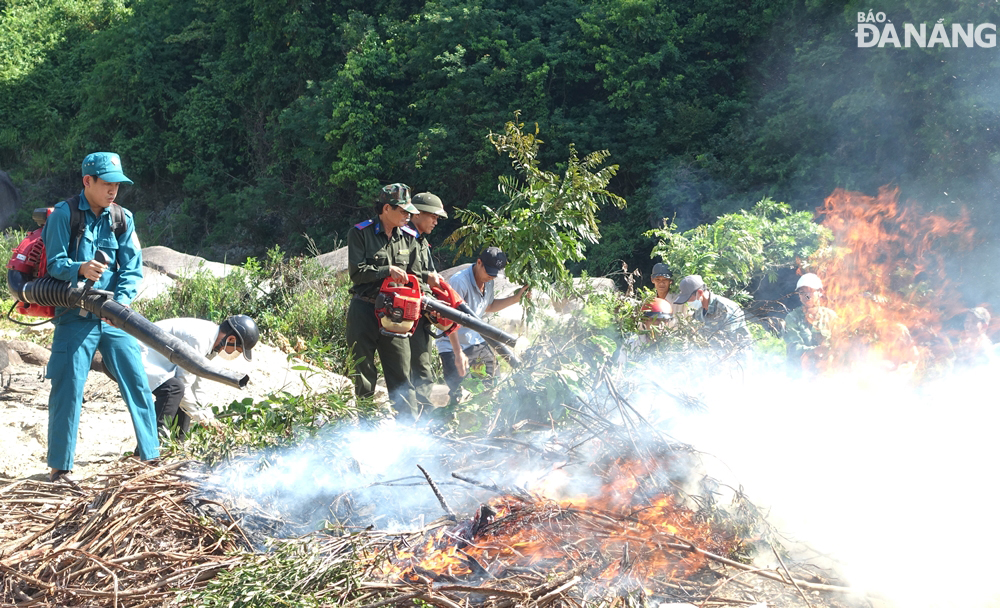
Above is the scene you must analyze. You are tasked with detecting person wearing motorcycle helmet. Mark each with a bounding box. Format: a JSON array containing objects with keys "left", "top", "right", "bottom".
[
  {"left": 641, "top": 298, "right": 673, "bottom": 332},
  {"left": 616, "top": 298, "right": 673, "bottom": 369},
  {"left": 217, "top": 314, "right": 259, "bottom": 361},
  {"left": 93, "top": 315, "right": 259, "bottom": 442},
  {"left": 346, "top": 183, "right": 431, "bottom": 420}
]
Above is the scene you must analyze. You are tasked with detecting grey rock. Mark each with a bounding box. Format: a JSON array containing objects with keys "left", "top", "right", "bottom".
[
  {"left": 141, "top": 245, "right": 237, "bottom": 279},
  {"left": 315, "top": 246, "right": 349, "bottom": 275},
  {"left": 3, "top": 340, "right": 50, "bottom": 366},
  {"left": 133, "top": 267, "right": 175, "bottom": 303}
]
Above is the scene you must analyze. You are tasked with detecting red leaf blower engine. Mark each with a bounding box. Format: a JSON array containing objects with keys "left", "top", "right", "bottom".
[
  {"left": 373, "top": 274, "right": 521, "bottom": 366},
  {"left": 6, "top": 208, "right": 58, "bottom": 318}
]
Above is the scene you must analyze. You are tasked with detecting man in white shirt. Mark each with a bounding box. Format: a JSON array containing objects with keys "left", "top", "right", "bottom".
[
  {"left": 95, "top": 315, "right": 258, "bottom": 438},
  {"left": 434, "top": 247, "right": 528, "bottom": 404}
]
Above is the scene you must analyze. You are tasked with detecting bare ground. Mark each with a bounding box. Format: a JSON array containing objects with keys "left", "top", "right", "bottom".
[{"left": 0, "top": 334, "right": 357, "bottom": 482}]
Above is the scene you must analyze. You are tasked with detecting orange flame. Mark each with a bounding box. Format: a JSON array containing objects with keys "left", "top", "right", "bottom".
[
  {"left": 379, "top": 458, "right": 733, "bottom": 589},
  {"left": 812, "top": 186, "right": 974, "bottom": 375}
]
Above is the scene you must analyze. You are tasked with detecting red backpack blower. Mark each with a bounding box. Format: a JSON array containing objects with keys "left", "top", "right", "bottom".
[
  {"left": 6, "top": 200, "right": 126, "bottom": 321},
  {"left": 373, "top": 273, "right": 521, "bottom": 366},
  {"left": 6, "top": 208, "right": 57, "bottom": 318}
]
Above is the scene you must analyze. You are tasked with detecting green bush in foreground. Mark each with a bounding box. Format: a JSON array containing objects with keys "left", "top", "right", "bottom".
[
  {"left": 170, "top": 388, "right": 376, "bottom": 466},
  {"left": 181, "top": 538, "right": 360, "bottom": 608}
]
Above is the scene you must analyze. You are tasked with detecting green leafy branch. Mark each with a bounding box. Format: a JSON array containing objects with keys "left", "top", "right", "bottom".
[{"left": 446, "top": 115, "right": 625, "bottom": 296}]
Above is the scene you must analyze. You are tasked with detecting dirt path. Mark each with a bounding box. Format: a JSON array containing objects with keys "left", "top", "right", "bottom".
[{"left": 0, "top": 341, "right": 357, "bottom": 482}]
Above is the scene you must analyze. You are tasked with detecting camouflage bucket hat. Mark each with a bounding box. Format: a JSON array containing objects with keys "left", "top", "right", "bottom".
[{"left": 379, "top": 183, "right": 418, "bottom": 214}]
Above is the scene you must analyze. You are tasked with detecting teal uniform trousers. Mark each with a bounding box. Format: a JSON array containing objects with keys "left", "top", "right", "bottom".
[{"left": 47, "top": 317, "right": 159, "bottom": 469}]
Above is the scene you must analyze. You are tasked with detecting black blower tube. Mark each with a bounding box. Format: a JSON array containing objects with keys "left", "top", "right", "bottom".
[
  {"left": 7, "top": 269, "right": 249, "bottom": 389},
  {"left": 421, "top": 297, "right": 518, "bottom": 348},
  {"left": 421, "top": 297, "right": 521, "bottom": 367},
  {"left": 453, "top": 301, "right": 522, "bottom": 368}
]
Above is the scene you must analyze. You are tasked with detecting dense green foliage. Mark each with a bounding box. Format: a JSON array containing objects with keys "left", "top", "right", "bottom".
[
  {"left": 647, "top": 198, "right": 831, "bottom": 303},
  {"left": 1, "top": 0, "right": 998, "bottom": 295},
  {"left": 133, "top": 246, "right": 353, "bottom": 368}
]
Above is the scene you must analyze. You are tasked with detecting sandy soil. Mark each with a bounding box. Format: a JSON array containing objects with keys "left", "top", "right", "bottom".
[{"left": 0, "top": 337, "right": 359, "bottom": 482}]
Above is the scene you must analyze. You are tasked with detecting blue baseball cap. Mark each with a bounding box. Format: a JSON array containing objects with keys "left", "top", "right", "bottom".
[
  {"left": 81, "top": 152, "right": 133, "bottom": 184},
  {"left": 479, "top": 246, "right": 508, "bottom": 277}
]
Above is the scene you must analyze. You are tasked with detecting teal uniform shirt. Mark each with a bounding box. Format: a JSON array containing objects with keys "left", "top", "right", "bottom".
[
  {"left": 43, "top": 194, "right": 144, "bottom": 317},
  {"left": 42, "top": 192, "right": 158, "bottom": 470}
]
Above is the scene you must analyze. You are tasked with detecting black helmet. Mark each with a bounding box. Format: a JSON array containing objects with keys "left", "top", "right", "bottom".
[{"left": 220, "top": 315, "right": 259, "bottom": 361}]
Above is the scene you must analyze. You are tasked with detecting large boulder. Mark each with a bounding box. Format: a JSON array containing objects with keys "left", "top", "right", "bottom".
[
  {"left": 315, "top": 246, "right": 349, "bottom": 276},
  {"left": 133, "top": 267, "right": 175, "bottom": 302},
  {"left": 141, "top": 245, "right": 236, "bottom": 279}
]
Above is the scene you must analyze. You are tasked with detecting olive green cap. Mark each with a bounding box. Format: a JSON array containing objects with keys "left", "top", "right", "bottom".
[{"left": 411, "top": 192, "right": 448, "bottom": 218}]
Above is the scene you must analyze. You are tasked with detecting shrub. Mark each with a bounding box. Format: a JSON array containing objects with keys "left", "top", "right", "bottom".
[
  {"left": 646, "top": 198, "right": 832, "bottom": 304},
  {"left": 133, "top": 246, "right": 352, "bottom": 368}
]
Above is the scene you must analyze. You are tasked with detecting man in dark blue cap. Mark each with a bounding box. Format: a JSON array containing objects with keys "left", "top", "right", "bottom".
[
  {"left": 435, "top": 247, "right": 528, "bottom": 405},
  {"left": 43, "top": 152, "right": 158, "bottom": 484}
]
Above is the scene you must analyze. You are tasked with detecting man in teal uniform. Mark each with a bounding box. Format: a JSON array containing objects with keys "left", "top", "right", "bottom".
[
  {"left": 346, "top": 183, "right": 427, "bottom": 418},
  {"left": 407, "top": 192, "right": 447, "bottom": 418},
  {"left": 43, "top": 152, "right": 158, "bottom": 483}
]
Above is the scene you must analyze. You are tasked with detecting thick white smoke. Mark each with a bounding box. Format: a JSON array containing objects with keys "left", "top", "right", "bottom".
[{"left": 643, "top": 357, "right": 1000, "bottom": 608}]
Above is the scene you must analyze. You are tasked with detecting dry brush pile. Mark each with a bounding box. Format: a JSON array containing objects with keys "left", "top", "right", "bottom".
[{"left": 0, "top": 404, "right": 871, "bottom": 608}]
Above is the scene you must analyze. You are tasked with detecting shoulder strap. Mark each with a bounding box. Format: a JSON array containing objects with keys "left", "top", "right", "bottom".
[
  {"left": 65, "top": 196, "right": 86, "bottom": 252},
  {"left": 109, "top": 203, "right": 126, "bottom": 238},
  {"left": 66, "top": 196, "right": 127, "bottom": 241}
]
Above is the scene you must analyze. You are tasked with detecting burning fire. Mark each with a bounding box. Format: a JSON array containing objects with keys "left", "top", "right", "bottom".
[
  {"left": 813, "top": 186, "right": 974, "bottom": 375},
  {"left": 380, "top": 458, "right": 735, "bottom": 590}
]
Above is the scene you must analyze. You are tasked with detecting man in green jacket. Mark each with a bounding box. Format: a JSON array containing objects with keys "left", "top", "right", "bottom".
[
  {"left": 407, "top": 192, "right": 448, "bottom": 418},
  {"left": 783, "top": 272, "right": 837, "bottom": 375},
  {"left": 346, "top": 183, "right": 427, "bottom": 418}
]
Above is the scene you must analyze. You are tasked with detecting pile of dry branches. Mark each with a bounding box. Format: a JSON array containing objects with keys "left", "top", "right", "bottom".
[
  {"left": 0, "top": 359, "right": 871, "bottom": 608},
  {"left": 0, "top": 461, "right": 245, "bottom": 607},
  {"left": 348, "top": 470, "right": 861, "bottom": 608}
]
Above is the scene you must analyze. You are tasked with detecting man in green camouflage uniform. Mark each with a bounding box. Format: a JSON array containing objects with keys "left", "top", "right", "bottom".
[
  {"left": 407, "top": 192, "right": 448, "bottom": 418},
  {"left": 783, "top": 273, "right": 837, "bottom": 375},
  {"left": 346, "top": 183, "right": 427, "bottom": 417}
]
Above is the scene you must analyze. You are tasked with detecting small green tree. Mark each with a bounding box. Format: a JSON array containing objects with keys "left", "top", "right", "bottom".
[
  {"left": 646, "top": 198, "right": 831, "bottom": 303},
  {"left": 446, "top": 116, "right": 626, "bottom": 297}
]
